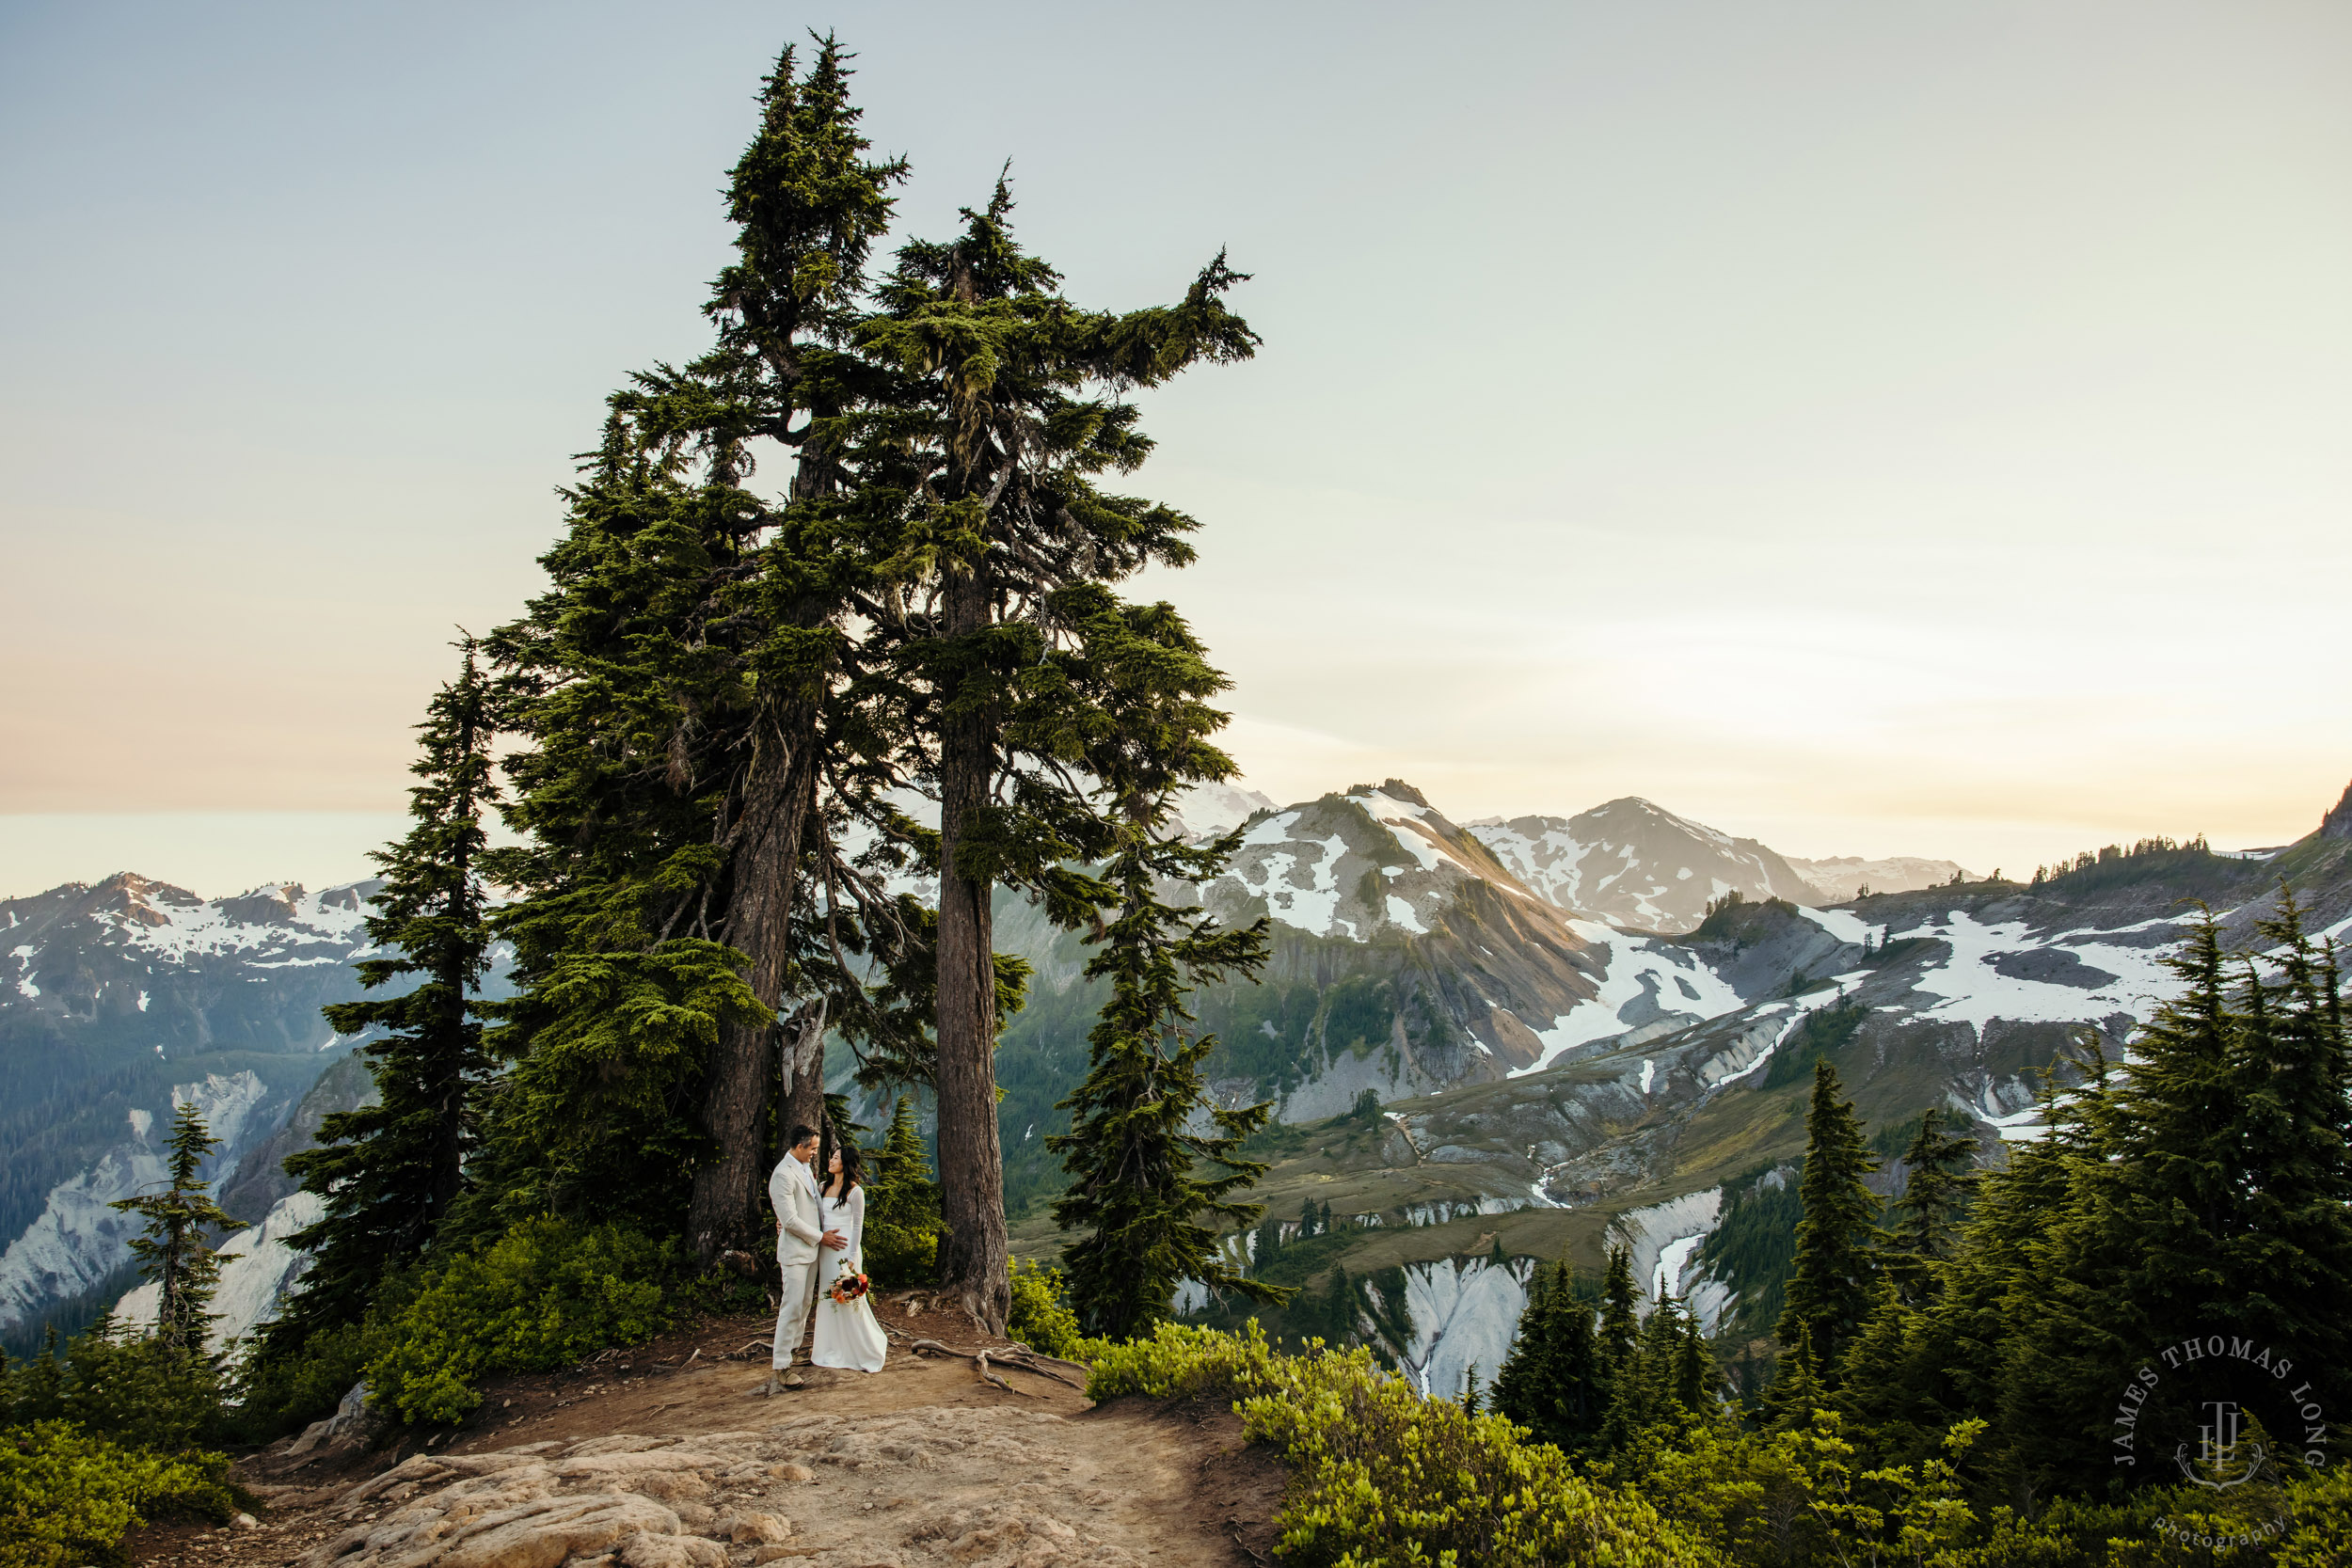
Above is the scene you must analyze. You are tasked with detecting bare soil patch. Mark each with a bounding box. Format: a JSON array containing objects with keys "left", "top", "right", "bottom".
[{"left": 128, "top": 1300, "right": 1284, "bottom": 1568}]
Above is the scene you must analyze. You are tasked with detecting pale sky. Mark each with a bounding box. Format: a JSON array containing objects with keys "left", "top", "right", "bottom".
[{"left": 5, "top": 1, "right": 2349, "bottom": 899}]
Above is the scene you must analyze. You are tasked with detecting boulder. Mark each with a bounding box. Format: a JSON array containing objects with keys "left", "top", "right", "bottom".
[
  {"left": 300, "top": 1490, "right": 679, "bottom": 1568},
  {"left": 721, "top": 1509, "right": 792, "bottom": 1544},
  {"left": 616, "top": 1536, "right": 727, "bottom": 1568}
]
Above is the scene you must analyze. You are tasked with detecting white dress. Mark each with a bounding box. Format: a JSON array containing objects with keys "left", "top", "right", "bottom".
[{"left": 810, "top": 1184, "right": 888, "bottom": 1373}]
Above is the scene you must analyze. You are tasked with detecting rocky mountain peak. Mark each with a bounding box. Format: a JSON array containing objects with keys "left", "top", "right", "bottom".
[
  {"left": 1467, "top": 797, "right": 1820, "bottom": 934},
  {"left": 2323, "top": 778, "right": 2352, "bottom": 841},
  {"left": 1348, "top": 778, "right": 1434, "bottom": 810}
]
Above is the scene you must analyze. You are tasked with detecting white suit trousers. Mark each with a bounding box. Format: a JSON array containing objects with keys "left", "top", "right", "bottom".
[{"left": 772, "top": 1258, "right": 819, "bottom": 1369}]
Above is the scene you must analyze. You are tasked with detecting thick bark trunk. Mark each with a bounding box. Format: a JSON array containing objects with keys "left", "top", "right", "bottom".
[
  {"left": 689, "top": 697, "right": 820, "bottom": 1267},
  {"left": 932, "top": 567, "right": 1011, "bottom": 1332},
  {"left": 778, "top": 996, "right": 829, "bottom": 1144}
]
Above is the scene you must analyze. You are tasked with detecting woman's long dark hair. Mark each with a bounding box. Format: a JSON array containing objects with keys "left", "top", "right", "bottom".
[{"left": 824, "top": 1137, "right": 866, "bottom": 1199}]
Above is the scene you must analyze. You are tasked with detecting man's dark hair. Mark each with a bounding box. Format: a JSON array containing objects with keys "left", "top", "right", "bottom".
[{"left": 787, "top": 1123, "right": 818, "bottom": 1148}]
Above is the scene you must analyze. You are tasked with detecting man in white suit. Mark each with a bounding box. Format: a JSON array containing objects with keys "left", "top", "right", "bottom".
[{"left": 759, "top": 1123, "right": 844, "bottom": 1395}]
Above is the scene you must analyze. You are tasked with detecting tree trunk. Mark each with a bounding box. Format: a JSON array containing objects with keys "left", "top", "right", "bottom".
[
  {"left": 932, "top": 566, "right": 1011, "bottom": 1332},
  {"left": 689, "top": 697, "right": 819, "bottom": 1267},
  {"left": 778, "top": 996, "right": 830, "bottom": 1145}
]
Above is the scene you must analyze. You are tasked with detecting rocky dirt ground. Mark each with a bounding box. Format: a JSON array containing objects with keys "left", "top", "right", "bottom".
[{"left": 126, "top": 1298, "right": 1283, "bottom": 1568}]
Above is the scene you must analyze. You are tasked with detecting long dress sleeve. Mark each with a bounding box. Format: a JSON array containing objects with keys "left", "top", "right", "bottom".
[
  {"left": 842, "top": 1186, "right": 866, "bottom": 1269},
  {"left": 810, "top": 1185, "right": 888, "bottom": 1373}
]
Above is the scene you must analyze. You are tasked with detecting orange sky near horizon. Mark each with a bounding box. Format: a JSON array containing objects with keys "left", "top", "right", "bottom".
[{"left": 4, "top": 1, "right": 2347, "bottom": 895}]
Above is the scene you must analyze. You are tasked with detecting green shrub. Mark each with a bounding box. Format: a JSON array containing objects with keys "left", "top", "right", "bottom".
[
  {"left": 223, "top": 1314, "right": 384, "bottom": 1444},
  {"left": 1087, "top": 1319, "right": 1282, "bottom": 1403},
  {"left": 0, "top": 1420, "right": 236, "bottom": 1568},
  {"left": 861, "top": 1222, "right": 938, "bottom": 1291},
  {"left": 1006, "top": 1260, "right": 1094, "bottom": 1362},
  {"left": 1244, "top": 1349, "right": 1720, "bottom": 1566},
  {"left": 367, "top": 1216, "right": 679, "bottom": 1424},
  {"left": 0, "top": 1317, "right": 222, "bottom": 1453},
  {"left": 1092, "top": 1323, "right": 1717, "bottom": 1564}
]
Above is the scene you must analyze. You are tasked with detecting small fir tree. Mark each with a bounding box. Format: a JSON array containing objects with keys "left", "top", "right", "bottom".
[
  {"left": 272, "top": 641, "right": 500, "bottom": 1346},
  {"left": 1882, "top": 1107, "right": 1978, "bottom": 1305},
  {"left": 111, "top": 1103, "right": 245, "bottom": 1358},
  {"left": 1597, "top": 1243, "right": 1641, "bottom": 1381},
  {"left": 1494, "top": 1259, "right": 1604, "bottom": 1454},
  {"left": 1776, "top": 1059, "right": 1883, "bottom": 1383},
  {"left": 1669, "top": 1295, "right": 1713, "bottom": 1415},
  {"left": 858, "top": 1096, "right": 942, "bottom": 1286},
  {"left": 1047, "top": 603, "right": 1281, "bottom": 1336}
]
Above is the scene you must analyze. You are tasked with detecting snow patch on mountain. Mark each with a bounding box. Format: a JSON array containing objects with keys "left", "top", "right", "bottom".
[
  {"left": 1908, "top": 910, "right": 2179, "bottom": 1029},
  {"left": 1609, "top": 1188, "right": 1723, "bottom": 1313},
  {"left": 1519, "top": 921, "right": 1746, "bottom": 1073},
  {"left": 1367, "top": 1254, "right": 1535, "bottom": 1402},
  {"left": 1170, "top": 781, "right": 1279, "bottom": 839},
  {"left": 108, "top": 880, "right": 371, "bottom": 962},
  {"left": 0, "top": 1070, "right": 274, "bottom": 1335},
  {"left": 1793, "top": 905, "right": 1885, "bottom": 947},
  {"left": 1470, "top": 799, "right": 1821, "bottom": 933},
  {"left": 1214, "top": 784, "right": 1528, "bottom": 942}
]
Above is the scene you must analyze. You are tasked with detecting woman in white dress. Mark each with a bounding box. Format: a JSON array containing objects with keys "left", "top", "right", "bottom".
[{"left": 810, "top": 1142, "right": 889, "bottom": 1373}]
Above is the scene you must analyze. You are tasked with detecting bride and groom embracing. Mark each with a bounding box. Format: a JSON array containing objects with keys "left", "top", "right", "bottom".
[{"left": 759, "top": 1122, "right": 888, "bottom": 1393}]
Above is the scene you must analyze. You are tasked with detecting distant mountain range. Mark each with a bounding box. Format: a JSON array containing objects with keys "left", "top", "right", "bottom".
[
  {"left": 0, "top": 782, "right": 2321, "bottom": 1370},
  {"left": 1781, "top": 854, "right": 1973, "bottom": 903},
  {"left": 0, "top": 877, "right": 429, "bottom": 1354}
]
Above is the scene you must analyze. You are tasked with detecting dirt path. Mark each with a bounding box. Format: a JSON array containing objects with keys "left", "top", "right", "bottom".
[{"left": 130, "top": 1306, "right": 1282, "bottom": 1568}]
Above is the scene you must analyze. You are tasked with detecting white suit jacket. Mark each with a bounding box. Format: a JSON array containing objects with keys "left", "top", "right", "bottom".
[{"left": 770, "top": 1154, "right": 825, "bottom": 1266}]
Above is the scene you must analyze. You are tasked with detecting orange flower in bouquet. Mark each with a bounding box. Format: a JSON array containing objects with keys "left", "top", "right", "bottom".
[{"left": 828, "top": 1259, "right": 870, "bottom": 1306}]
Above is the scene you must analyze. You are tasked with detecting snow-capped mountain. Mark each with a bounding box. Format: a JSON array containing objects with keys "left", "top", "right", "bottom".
[
  {"left": 0, "top": 875, "right": 385, "bottom": 1351},
  {"left": 1, "top": 874, "right": 377, "bottom": 1047},
  {"left": 1192, "top": 793, "right": 2352, "bottom": 1390},
  {"left": 1783, "top": 854, "right": 1972, "bottom": 903},
  {"left": 1169, "top": 781, "right": 1279, "bottom": 840},
  {"left": 1467, "top": 798, "right": 1824, "bottom": 933},
  {"left": 1181, "top": 780, "right": 1608, "bottom": 1113}
]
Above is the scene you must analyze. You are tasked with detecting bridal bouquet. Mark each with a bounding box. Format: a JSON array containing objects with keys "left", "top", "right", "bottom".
[{"left": 828, "top": 1259, "right": 870, "bottom": 1306}]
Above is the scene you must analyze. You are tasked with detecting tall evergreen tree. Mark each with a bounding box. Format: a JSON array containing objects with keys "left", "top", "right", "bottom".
[
  {"left": 2221, "top": 893, "right": 2352, "bottom": 1404},
  {"left": 1046, "top": 598, "right": 1278, "bottom": 1338},
  {"left": 1775, "top": 1059, "right": 1883, "bottom": 1383},
  {"left": 857, "top": 180, "right": 1258, "bottom": 1328},
  {"left": 476, "top": 37, "right": 914, "bottom": 1257},
  {"left": 2095, "top": 910, "right": 2241, "bottom": 1339},
  {"left": 111, "top": 1104, "right": 245, "bottom": 1358},
  {"left": 471, "top": 418, "right": 772, "bottom": 1237},
  {"left": 659, "top": 35, "right": 909, "bottom": 1263},
  {"left": 269, "top": 641, "right": 500, "bottom": 1346},
  {"left": 1882, "top": 1107, "right": 1978, "bottom": 1306},
  {"left": 1597, "top": 1243, "right": 1641, "bottom": 1383}
]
